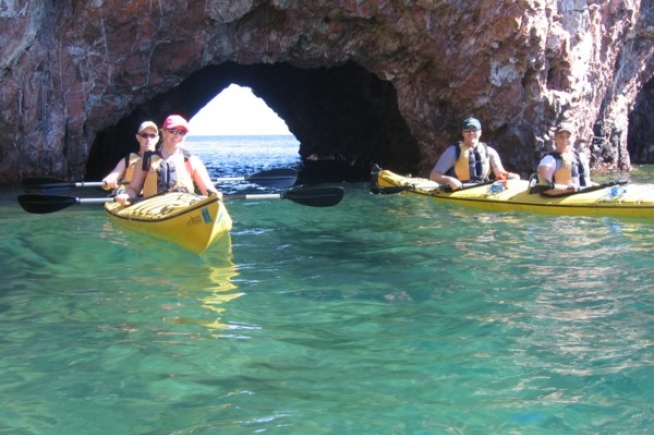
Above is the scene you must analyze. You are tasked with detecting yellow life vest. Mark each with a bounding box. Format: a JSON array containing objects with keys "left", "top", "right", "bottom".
[
  {"left": 537, "top": 151, "right": 583, "bottom": 187},
  {"left": 142, "top": 150, "right": 196, "bottom": 198},
  {"left": 552, "top": 152, "right": 574, "bottom": 185},
  {"left": 122, "top": 153, "right": 141, "bottom": 183},
  {"left": 451, "top": 143, "right": 490, "bottom": 181}
]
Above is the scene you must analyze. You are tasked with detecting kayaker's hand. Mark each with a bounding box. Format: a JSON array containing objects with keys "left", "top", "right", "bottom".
[
  {"left": 507, "top": 173, "right": 520, "bottom": 180},
  {"left": 208, "top": 190, "right": 223, "bottom": 200},
  {"left": 102, "top": 176, "right": 118, "bottom": 190},
  {"left": 448, "top": 178, "right": 463, "bottom": 191},
  {"left": 115, "top": 193, "right": 131, "bottom": 205}
]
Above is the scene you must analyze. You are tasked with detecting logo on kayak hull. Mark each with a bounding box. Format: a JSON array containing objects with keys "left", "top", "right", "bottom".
[{"left": 201, "top": 208, "right": 212, "bottom": 224}]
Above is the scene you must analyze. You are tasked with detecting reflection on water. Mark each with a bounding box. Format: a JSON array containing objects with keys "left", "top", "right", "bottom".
[{"left": 172, "top": 235, "right": 245, "bottom": 333}]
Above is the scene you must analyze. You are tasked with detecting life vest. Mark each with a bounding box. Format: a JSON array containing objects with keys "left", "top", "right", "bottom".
[
  {"left": 141, "top": 149, "right": 196, "bottom": 198},
  {"left": 540, "top": 151, "right": 587, "bottom": 187},
  {"left": 446, "top": 143, "right": 490, "bottom": 181},
  {"left": 122, "top": 152, "right": 141, "bottom": 183}
]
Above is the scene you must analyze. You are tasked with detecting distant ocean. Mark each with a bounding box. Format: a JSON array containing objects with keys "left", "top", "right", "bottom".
[{"left": 184, "top": 135, "right": 301, "bottom": 179}]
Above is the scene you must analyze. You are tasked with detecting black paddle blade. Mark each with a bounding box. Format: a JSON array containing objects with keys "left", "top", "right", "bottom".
[
  {"left": 599, "top": 180, "right": 630, "bottom": 188},
  {"left": 370, "top": 185, "right": 411, "bottom": 195},
  {"left": 282, "top": 187, "right": 345, "bottom": 207},
  {"left": 21, "top": 177, "right": 71, "bottom": 190},
  {"left": 17, "top": 194, "right": 79, "bottom": 214},
  {"left": 21, "top": 177, "right": 108, "bottom": 192},
  {"left": 246, "top": 168, "right": 298, "bottom": 189}
]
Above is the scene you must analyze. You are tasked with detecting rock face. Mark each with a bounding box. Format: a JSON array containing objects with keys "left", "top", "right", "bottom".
[{"left": 1, "top": 0, "right": 654, "bottom": 182}]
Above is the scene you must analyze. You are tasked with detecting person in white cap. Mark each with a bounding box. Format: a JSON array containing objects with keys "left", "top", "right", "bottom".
[
  {"left": 102, "top": 121, "right": 159, "bottom": 191},
  {"left": 537, "top": 123, "right": 597, "bottom": 195},
  {"left": 430, "top": 117, "right": 519, "bottom": 191},
  {"left": 115, "top": 114, "right": 220, "bottom": 205}
]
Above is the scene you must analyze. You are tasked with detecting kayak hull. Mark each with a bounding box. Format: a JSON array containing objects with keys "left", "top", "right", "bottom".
[
  {"left": 375, "top": 169, "right": 654, "bottom": 218},
  {"left": 105, "top": 192, "right": 232, "bottom": 253}
]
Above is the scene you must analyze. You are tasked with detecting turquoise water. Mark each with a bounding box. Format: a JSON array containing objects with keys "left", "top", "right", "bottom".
[{"left": 2, "top": 136, "right": 654, "bottom": 434}]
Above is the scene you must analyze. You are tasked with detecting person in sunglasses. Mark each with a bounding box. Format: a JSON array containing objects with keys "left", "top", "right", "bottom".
[
  {"left": 429, "top": 117, "right": 519, "bottom": 191},
  {"left": 536, "top": 123, "right": 598, "bottom": 195},
  {"left": 115, "top": 114, "right": 220, "bottom": 205},
  {"left": 102, "top": 121, "right": 160, "bottom": 191}
]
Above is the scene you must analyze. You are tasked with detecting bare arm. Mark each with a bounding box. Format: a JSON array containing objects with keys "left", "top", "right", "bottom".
[
  {"left": 429, "top": 168, "right": 462, "bottom": 191},
  {"left": 429, "top": 146, "right": 462, "bottom": 190},
  {"left": 115, "top": 163, "right": 146, "bottom": 205},
  {"left": 579, "top": 153, "right": 599, "bottom": 187},
  {"left": 189, "top": 156, "right": 220, "bottom": 197},
  {"left": 537, "top": 159, "right": 576, "bottom": 194},
  {"left": 102, "top": 158, "right": 127, "bottom": 189},
  {"left": 489, "top": 148, "right": 519, "bottom": 180}
]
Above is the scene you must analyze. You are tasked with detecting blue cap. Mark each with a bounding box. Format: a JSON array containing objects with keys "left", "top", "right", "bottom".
[{"left": 462, "top": 117, "right": 482, "bottom": 130}]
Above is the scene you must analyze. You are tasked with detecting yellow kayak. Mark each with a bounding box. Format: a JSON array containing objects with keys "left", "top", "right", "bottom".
[
  {"left": 105, "top": 192, "right": 232, "bottom": 253},
  {"left": 374, "top": 168, "right": 654, "bottom": 218}
]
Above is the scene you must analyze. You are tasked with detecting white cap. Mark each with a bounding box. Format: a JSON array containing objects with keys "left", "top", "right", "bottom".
[{"left": 137, "top": 121, "right": 159, "bottom": 134}]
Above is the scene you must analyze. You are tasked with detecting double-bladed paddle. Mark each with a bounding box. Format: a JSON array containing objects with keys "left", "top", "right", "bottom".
[
  {"left": 371, "top": 180, "right": 492, "bottom": 195},
  {"left": 215, "top": 168, "right": 298, "bottom": 189},
  {"left": 374, "top": 178, "right": 631, "bottom": 197},
  {"left": 535, "top": 179, "right": 630, "bottom": 197},
  {"left": 21, "top": 168, "right": 298, "bottom": 192},
  {"left": 224, "top": 186, "right": 344, "bottom": 208},
  {"left": 17, "top": 186, "right": 345, "bottom": 214}
]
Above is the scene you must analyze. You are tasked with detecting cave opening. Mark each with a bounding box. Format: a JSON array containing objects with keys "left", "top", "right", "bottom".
[
  {"left": 628, "top": 77, "right": 654, "bottom": 164},
  {"left": 85, "top": 61, "right": 420, "bottom": 183}
]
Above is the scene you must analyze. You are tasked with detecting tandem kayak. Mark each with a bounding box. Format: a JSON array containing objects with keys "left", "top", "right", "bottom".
[
  {"left": 372, "top": 167, "right": 654, "bottom": 218},
  {"left": 105, "top": 192, "right": 232, "bottom": 253}
]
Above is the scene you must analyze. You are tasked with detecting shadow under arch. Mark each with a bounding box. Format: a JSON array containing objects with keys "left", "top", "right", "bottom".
[
  {"left": 86, "top": 61, "right": 420, "bottom": 183},
  {"left": 629, "top": 77, "right": 654, "bottom": 164}
]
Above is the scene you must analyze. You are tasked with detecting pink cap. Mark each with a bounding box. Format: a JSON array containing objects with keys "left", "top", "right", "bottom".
[{"left": 162, "top": 115, "right": 189, "bottom": 132}]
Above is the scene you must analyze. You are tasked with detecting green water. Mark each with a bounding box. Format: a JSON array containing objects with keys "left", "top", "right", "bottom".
[{"left": 2, "top": 168, "right": 654, "bottom": 434}]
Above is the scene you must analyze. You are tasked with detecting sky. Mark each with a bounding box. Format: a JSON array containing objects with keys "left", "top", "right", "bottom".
[{"left": 188, "top": 84, "right": 292, "bottom": 136}]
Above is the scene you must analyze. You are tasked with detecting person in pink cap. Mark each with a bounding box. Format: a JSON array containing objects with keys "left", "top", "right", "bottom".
[
  {"left": 115, "top": 114, "right": 220, "bottom": 204},
  {"left": 102, "top": 121, "right": 160, "bottom": 191}
]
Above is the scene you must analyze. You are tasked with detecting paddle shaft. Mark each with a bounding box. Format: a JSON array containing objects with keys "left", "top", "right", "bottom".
[
  {"left": 74, "top": 197, "right": 115, "bottom": 204},
  {"left": 22, "top": 178, "right": 109, "bottom": 190},
  {"left": 372, "top": 180, "right": 489, "bottom": 195},
  {"left": 226, "top": 186, "right": 344, "bottom": 207},
  {"left": 24, "top": 168, "right": 298, "bottom": 191},
  {"left": 215, "top": 168, "right": 297, "bottom": 189},
  {"left": 18, "top": 186, "right": 344, "bottom": 213},
  {"left": 224, "top": 193, "right": 283, "bottom": 200}
]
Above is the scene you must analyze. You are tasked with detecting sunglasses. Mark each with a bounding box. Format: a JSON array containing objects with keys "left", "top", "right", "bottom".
[
  {"left": 166, "top": 129, "right": 187, "bottom": 136},
  {"left": 463, "top": 128, "right": 480, "bottom": 133},
  {"left": 138, "top": 133, "right": 158, "bottom": 139}
]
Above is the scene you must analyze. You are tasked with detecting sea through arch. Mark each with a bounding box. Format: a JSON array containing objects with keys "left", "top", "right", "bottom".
[{"left": 185, "top": 84, "right": 302, "bottom": 178}]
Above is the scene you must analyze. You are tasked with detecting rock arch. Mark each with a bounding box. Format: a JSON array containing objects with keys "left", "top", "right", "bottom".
[
  {"left": 2, "top": 1, "right": 654, "bottom": 182},
  {"left": 85, "top": 61, "right": 420, "bottom": 182}
]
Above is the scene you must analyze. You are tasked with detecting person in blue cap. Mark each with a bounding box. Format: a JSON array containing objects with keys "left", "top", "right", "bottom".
[{"left": 429, "top": 117, "right": 519, "bottom": 191}]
